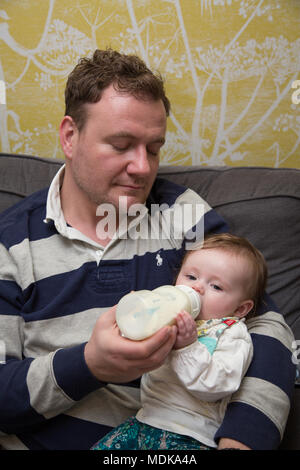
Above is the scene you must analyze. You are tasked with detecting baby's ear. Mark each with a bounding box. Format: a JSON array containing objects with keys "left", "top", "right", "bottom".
[{"left": 235, "top": 299, "right": 254, "bottom": 318}]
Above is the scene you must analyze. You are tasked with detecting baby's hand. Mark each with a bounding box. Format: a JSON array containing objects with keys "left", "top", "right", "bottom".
[{"left": 173, "top": 311, "right": 198, "bottom": 350}]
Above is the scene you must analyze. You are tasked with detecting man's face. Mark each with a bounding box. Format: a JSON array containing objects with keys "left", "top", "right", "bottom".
[{"left": 63, "top": 84, "right": 167, "bottom": 213}]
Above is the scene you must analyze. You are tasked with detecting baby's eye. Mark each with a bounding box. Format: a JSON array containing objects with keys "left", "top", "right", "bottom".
[
  {"left": 186, "top": 274, "right": 197, "bottom": 281},
  {"left": 211, "top": 284, "right": 222, "bottom": 291}
]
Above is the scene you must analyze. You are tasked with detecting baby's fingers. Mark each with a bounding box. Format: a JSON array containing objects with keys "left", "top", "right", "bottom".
[{"left": 176, "top": 312, "right": 187, "bottom": 335}]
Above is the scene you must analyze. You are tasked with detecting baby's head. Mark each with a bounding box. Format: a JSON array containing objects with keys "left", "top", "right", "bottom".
[{"left": 176, "top": 233, "right": 268, "bottom": 320}]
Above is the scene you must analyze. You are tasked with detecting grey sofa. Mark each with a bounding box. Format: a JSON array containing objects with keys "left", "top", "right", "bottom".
[{"left": 0, "top": 152, "right": 299, "bottom": 449}]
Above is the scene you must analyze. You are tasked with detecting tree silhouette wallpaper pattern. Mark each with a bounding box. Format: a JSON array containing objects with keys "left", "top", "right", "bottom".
[{"left": 0, "top": 0, "right": 299, "bottom": 167}]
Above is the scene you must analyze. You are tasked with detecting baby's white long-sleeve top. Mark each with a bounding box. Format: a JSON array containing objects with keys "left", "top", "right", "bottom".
[{"left": 136, "top": 318, "right": 253, "bottom": 448}]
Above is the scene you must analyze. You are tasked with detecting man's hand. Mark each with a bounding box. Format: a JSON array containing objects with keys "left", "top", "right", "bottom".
[
  {"left": 84, "top": 305, "right": 177, "bottom": 383},
  {"left": 173, "top": 311, "right": 198, "bottom": 350},
  {"left": 218, "top": 438, "right": 251, "bottom": 450}
]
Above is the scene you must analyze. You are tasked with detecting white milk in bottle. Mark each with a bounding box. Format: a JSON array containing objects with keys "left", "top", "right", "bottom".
[{"left": 116, "top": 285, "right": 201, "bottom": 340}]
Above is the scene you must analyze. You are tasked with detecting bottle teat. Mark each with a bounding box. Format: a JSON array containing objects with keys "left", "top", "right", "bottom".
[{"left": 175, "top": 285, "right": 201, "bottom": 319}]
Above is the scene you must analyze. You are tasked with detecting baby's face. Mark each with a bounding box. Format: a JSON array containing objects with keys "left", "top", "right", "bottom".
[{"left": 176, "top": 248, "right": 253, "bottom": 320}]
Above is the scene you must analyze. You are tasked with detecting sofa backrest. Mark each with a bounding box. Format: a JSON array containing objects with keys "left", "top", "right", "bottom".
[
  {"left": 1, "top": 153, "right": 300, "bottom": 339},
  {"left": 0, "top": 153, "right": 62, "bottom": 213}
]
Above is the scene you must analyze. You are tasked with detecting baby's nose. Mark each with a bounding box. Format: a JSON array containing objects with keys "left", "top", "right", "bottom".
[{"left": 192, "top": 284, "right": 204, "bottom": 295}]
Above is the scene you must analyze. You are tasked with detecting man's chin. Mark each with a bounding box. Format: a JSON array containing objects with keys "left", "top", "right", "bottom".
[
  {"left": 119, "top": 195, "right": 147, "bottom": 211},
  {"left": 115, "top": 190, "right": 148, "bottom": 207}
]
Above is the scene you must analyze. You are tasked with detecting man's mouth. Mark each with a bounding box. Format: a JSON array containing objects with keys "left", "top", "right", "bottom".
[{"left": 118, "top": 183, "right": 144, "bottom": 191}]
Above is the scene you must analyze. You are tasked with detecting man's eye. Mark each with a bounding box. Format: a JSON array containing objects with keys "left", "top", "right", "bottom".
[
  {"left": 147, "top": 148, "right": 160, "bottom": 157},
  {"left": 148, "top": 151, "right": 158, "bottom": 157},
  {"left": 113, "top": 145, "right": 128, "bottom": 152},
  {"left": 147, "top": 144, "right": 164, "bottom": 157}
]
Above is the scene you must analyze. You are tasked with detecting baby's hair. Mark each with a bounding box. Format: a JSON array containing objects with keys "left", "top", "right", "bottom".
[{"left": 181, "top": 233, "right": 268, "bottom": 318}]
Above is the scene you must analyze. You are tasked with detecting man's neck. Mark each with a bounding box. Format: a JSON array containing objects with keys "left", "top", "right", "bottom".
[{"left": 60, "top": 172, "right": 112, "bottom": 247}]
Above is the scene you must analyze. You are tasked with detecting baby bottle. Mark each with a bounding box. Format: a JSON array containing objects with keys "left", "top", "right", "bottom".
[{"left": 116, "top": 285, "right": 201, "bottom": 340}]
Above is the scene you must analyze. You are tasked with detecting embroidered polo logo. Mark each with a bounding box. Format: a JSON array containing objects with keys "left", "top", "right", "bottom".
[{"left": 156, "top": 254, "right": 163, "bottom": 266}]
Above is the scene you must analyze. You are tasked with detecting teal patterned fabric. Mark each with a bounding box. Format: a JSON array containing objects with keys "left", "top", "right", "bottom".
[{"left": 91, "top": 417, "right": 212, "bottom": 451}]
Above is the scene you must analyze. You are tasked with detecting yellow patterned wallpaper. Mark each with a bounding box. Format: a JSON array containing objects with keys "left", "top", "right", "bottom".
[{"left": 0, "top": 0, "right": 299, "bottom": 167}]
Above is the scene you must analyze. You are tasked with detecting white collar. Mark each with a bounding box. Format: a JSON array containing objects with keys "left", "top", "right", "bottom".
[
  {"left": 43, "top": 164, "right": 103, "bottom": 247},
  {"left": 44, "top": 164, "right": 65, "bottom": 227}
]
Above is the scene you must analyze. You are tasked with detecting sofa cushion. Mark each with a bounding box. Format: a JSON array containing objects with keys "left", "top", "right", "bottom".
[{"left": 159, "top": 165, "right": 300, "bottom": 339}]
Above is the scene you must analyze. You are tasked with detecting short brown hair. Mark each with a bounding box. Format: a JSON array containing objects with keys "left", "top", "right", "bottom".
[
  {"left": 64, "top": 48, "right": 170, "bottom": 131},
  {"left": 182, "top": 233, "right": 268, "bottom": 318}
]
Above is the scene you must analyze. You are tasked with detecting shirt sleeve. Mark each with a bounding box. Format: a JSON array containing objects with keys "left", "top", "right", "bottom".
[
  {"left": 214, "top": 309, "right": 296, "bottom": 449},
  {"left": 170, "top": 323, "right": 253, "bottom": 402},
  {"left": 0, "top": 243, "right": 102, "bottom": 435},
  {"left": 164, "top": 187, "right": 230, "bottom": 251}
]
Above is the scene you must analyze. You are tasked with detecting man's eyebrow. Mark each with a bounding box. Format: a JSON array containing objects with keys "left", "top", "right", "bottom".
[
  {"left": 105, "top": 132, "right": 165, "bottom": 144},
  {"left": 106, "top": 132, "right": 134, "bottom": 139}
]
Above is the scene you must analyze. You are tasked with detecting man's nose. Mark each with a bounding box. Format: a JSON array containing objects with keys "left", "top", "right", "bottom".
[{"left": 127, "top": 146, "right": 151, "bottom": 176}]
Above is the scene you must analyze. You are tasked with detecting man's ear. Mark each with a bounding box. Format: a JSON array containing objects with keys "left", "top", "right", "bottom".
[
  {"left": 59, "top": 116, "right": 78, "bottom": 160},
  {"left": 234, "top": 299, "right": 254, "bottom": 318}
]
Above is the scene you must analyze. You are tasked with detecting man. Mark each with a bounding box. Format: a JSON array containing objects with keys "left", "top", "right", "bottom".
[{"left": 0, "top": 49, "right": 295, "bottom": 450}]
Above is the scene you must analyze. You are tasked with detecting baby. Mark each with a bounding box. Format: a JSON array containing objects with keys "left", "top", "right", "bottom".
[{"left": 92, "top": 233, "right": 268, "bottom": 450}]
